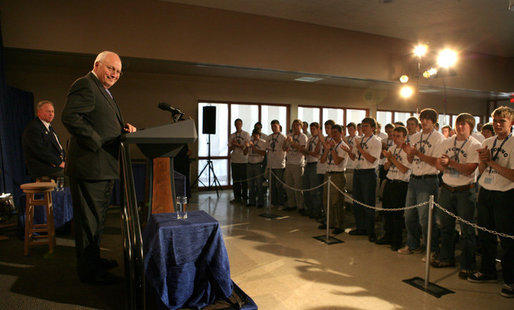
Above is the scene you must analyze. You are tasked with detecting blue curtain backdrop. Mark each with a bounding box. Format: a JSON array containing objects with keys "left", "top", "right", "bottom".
[{"left": 0, "top": 21, "right": 35, "bottom": 208}]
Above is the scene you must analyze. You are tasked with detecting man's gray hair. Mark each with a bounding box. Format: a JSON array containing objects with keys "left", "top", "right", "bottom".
[
  {"left": 93, "top": 51, "right": 117, "bottom": 67},
  {"left": 37, "top": 100, "right": 54, "bottom": 110}
]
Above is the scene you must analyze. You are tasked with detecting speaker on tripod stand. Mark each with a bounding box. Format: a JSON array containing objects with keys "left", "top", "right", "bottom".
[{"left": 192, "top": 106, "right": 222, "bottom": 196}]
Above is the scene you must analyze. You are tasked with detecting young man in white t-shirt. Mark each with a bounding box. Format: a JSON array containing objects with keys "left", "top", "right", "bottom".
[
  {"left": 229, "top": 118, "right": 250, "bottom": 205},
  {"left": 406, "top": 116, "right": 420, "bottom": 144},
  {"left": 343, "top": 122, "right": 360, "bottom": 194},
  {"left": 400, "top": 109, "right": 445, "bottom": 256},
  {"left": 318, "top": 120, "right": 335, "bottom": 223},
  {"left": 468, "top": 106, "right": 514, "bottom": 298},
  {"left": 302, "top": 122, "right": 323, "bottom": 219},
  {"left": 343, "top": 117, "right": 382, "bottom": 242},
  {"left": 245, "top": 129, "right": 267, "bottom": 208},
  {"left": 319, "top": 125, "right": 349, "bottom": 234},
  {"left": 266, "top": 120, "right": 287, "bottom": 208},
  {"left": 434, "top": 113, "right": 481, "bottom": 278},
  {"left": 377, "top": 126, "right": 411, "bottom": 251},
  {"left": 283, "top": 119, "right": 308, "bottom": 212}
]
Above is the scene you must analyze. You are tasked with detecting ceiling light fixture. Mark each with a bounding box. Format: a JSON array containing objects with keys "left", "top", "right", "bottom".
[{"left": 294, "top": 77, "right": 324, "bottom": 82}]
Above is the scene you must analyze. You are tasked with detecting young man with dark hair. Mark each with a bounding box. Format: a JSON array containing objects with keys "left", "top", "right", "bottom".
[
  {"left": 284, "top": 119, "right": 308, "bottom": 212},
  {"left": 470, "top": 106, "right": 514, "bottom": 298},
  {"left": 400, "top": 108, "right": 444, "bottom": 256},
  {"left": 434, "top": 113, "right": 481, "bottom": 278},
  {"left": 319, "top": 125, "right": 349, "bottom": 234},
  {"left": 406, "top": 117, "right": 419, "bottom": 144},
  {"left": 343, "top": 117, "right": 382, "bottom": 241},
  {"left": 266, "top": 120, "right": 287, "bottom": 208},
  {"left": 378, "top": 126, "right": 411, "bottom": 251},
  {"left": 441, "top": 125, "right": 451, "bottom": 139},
  {"left": 302, "top": 122, "right": 323, "bottom": 218}
]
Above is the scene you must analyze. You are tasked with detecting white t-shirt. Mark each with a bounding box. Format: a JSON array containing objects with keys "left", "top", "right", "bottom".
[
  {"left": 229, "top": 130, "right": 250, "bottom": 163},
  {"left": 317, "top": 136, "right": 332, "bottom": 174},
  {"left": 380, "top": 138, "right": 394, "bottom": 165},
  {"left": 306, "top": 135, "right": 321, "bottom": 163},
  {"left": 377, "top": 132, "right": 388, "bottom": 141},
  {"left": 406, "top": 133, "right": 417, "bottom": 144},
  {"left": 266, "top": 132, "right": 287, "bottom": 169},
  {"left": 353, "top": 135, "right": 382, "bottom": 170},
  {"left": 471, "top": 132, "right": 485, "bottom": 143},
  {"left": 410, "top": 129, "right": 445, "bottom": 176},
  {"left": 436, "top": 135, "right": 481, "bottom": 186},
  {"left": 478, "top": 135, "right": 514, "bottom": 191},
  {"left": 248, "top": 138, "right": 266, "bottom": 164},
  {"left": 385, "top": 144, "right": 411, "bottom": 182},
  {"left": 326, "top": 140, "right": 348, "bottom": 172},
  {"left": 286, "top": 133, "right": 308, "bottom": 166},
  {"left": 345, "top": 135, "right": 360, "bottom": 169}
]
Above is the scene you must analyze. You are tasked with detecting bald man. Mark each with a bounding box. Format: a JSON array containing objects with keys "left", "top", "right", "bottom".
[{"left": 62, "top": 51, "right": 136, "bottom": 284}]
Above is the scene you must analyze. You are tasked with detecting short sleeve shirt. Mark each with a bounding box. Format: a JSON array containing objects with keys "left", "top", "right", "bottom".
[
  {"left": 229, "top": 130, "right": 250, "bottom": 163},
  {"left": 266, "top": 132, "right": 287, "bottom": 169},
  {"left": 385, "top": 144, "right": 411, "bottom": 182},
  {"left": 306, "top": 135, "right": 321, "bottom": 163},
  {"left": 437, "top": 136, "right": 481, "bottom": 186},
  {"left": 410, "top": 129, "right": 445, "bottom": 176},
  {"left": 353, "top": 135, "right": 382, "bottom": 170},
  {"left": 345, "top": 135, "right": 360, "bottom": 169},
  {"left": 286, "top": 133, "right": 308, "bottom": 166},
  {"left": 326, "top": 140, "right": 349, "bottom": 172},
  {"left": 248, "top": 138, "right": 266, "bottom": 164},
  {"left": 478, "top": 135, "right": 514, "bottom": 191}
]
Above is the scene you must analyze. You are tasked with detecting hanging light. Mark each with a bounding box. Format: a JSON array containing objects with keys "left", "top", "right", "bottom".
[
  {"left": 437, "top": 49, "right": 458, "bottom": 68},
  {"left": 399, "top": 75, "right": 409, "bottom": 83},
  {"left": 400, "top": 86, "right": 414, "bottom": 98},
  {"left": 413, "top": 44, "right": 428, "bottom": 57}
]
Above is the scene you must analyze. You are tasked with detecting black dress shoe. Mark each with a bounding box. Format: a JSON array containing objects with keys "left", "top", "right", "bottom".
[
  {"left": 348, "top": 229, "right": 367, "bottom": 236},
  {"left": 375, "top": 237, "right": 391, "bottom": 245},
  {"left": 368, "top": 235, "right": 377, "bottom": 242},
  {"left": 318, "top": 224, "right": 327, "bottom": 229},
  {"left": 98, "top": 258, "right": 118, "bottom": 270},
  {"left": 256, "top": 205, "right": 264, "bottom": 208},
  {"left": 80, "top": 271, "right": 123, "bottom": 285}
]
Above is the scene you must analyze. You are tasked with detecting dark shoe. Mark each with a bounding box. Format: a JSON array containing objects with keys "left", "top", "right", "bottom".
[
  {"left": 375, "top": 237, "right": 391, "bottom": 245},
  {"left": 298, "top": 209, "right": 308, "bottom": 216},
  {"left": 230, "top": 199, "right": 241, "bottom": 204},
  {"left": 368, "top": 235, "right": 376, "bottom": 243},
  {"left": 391, "top": 245, "right": 400, "bottom": 251},
  {"left": 256, "top": 205, "right": 264, "bottom": 208},
  {"left": 98, "top": 258, "right": 118, "bottom": 270},
  {"left": 318, "top": 224, "right": 327, "bottom": 230},
  {"left": 500, "top": 284, "right": 514, "bottom": 298},
  {"left": 284, "top": 206, "right": 297, "bottom": 211},
  {"left": 349, "top": 229, "right": 367, "bottom": 236},
  {"left": 247, "top": 203, "right": 256, "bottom": 207},
  {"left": 80, "top": 271, "right": 123, "bottom": 285},
  {"left": 332, "top": 228, "right": 344, "bottom": 235},
  {"left": 430, "top": 260, "right": 455, "bottom": 268},
  {"left": 458, "top": 270, "right": 473, "bottom": 280},
  {"left": 467, "top": 272, "right": 498, "bottom": 283}
]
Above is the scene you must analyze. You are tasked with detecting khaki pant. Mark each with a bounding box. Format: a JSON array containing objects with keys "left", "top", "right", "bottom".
[{"left": 323, "top": 172, "right": 346, "bottom": 229}]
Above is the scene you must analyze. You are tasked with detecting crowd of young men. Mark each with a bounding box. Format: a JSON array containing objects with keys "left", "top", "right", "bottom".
[{"left": 228, "top": 106, "right": 513, "bottom": 298}]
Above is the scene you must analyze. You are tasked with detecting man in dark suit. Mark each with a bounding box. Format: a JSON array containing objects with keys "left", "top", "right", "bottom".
[
  {"left": 23, "top": 100, "right": 65, "bottom": 180},
  {"left": 62, "top": 51, "right": 136, "bottom": 284}
]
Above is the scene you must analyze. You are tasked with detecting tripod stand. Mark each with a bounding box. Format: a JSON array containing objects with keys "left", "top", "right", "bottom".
[{"left": 192, "top": 134, "right": 222, "bottom": 196}]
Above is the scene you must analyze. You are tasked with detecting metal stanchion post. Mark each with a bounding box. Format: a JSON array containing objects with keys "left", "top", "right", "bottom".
[
  {"left": 259, "top": 168, "right": 280, "bottom": 219},
  {"left": 425, "top": 194, "right": 434, "bottom": 289},
  {"left": 313, "top": 176, "right": 342, "bottom": 245},
  {"left": 403, "top": 194, "right": 453, "bottom": 297}
]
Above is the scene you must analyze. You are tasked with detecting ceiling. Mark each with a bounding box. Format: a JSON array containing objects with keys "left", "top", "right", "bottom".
[{"left": 164, "top": 0, "right": 514, "bottom": 57}]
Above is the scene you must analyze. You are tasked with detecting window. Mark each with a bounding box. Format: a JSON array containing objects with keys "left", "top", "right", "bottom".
[
  {"left": 438, "top": 114, "right": 450, "bottom": 127},
  {"left": 376, "top": 111, "right": 392, "bottom": 127},
  {"left": 298, "top": 106, "right": 368, "bottom": 127},
  {"left": 394, "top": 112, "right": 411, "bottom": 125},
  {"left": 346, "top": 109, "right": 367, "bottom": 125},
  {"left": 322, "top": 108, "right": 344, "bottom": 126},
  {"left": 198, "top": 101, "right": 289, "bottom": 188},
  {"left": 298, "top": 107, "right": 320, "bottom": 127}
]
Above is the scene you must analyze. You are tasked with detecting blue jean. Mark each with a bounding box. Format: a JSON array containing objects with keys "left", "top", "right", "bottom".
[
  {"left": 303, "top": 163, "right": 323, "bottom": 217},
  {"left": 352, "top": 169, "right": 376, "bottom": 236},
  {"left": 438, "top": 186, "right": 476, "bottom": 269},
  {"left": 247, "top": 163, "right": 264, "bottom": 206},
  {"left": 404, "top": 176, "right": 439, "bottom": 251}
]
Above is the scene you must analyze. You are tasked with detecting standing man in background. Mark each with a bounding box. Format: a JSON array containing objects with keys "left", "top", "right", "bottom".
[
  {"left": 229, "top": 118, "right": 251, "bottom": 206},
  {"left": 23, "top": 100, "right": 65, "bottom": 181},
  {"left": 62, "top": 51, "right": 136, "bottom": 284}
]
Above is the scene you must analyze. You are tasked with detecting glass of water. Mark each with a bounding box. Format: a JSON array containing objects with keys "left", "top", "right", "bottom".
[{"left": 176, "top": 196, "right": 188, "bottom": 219}]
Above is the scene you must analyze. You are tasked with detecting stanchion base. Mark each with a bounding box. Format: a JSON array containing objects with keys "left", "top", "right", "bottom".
[
  {"left": 313, "top": 235, "right": 344, "bottom": 245},
  {"left": 259, "top": 213, "right": 282, "bottom": 219},
  {"left": 403, "top": 277, "right": 454, "bottom": 298}
]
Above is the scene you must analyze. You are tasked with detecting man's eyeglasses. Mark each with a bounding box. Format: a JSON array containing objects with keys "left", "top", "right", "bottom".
[{"left": 100, "top": 62, "right": 122, "bottom": 76}]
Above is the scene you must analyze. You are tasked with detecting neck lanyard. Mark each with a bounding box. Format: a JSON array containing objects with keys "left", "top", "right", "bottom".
[
  {"left": 358, "top": 135, "right": 373, "bottom": 161},
  {"left": 418, "top": 130, "right": 433, "bottom": 154},
  {"left": 489, "top": 134, "right": 511, "bottom": 172},
  {"left": 348, "top": 135, "right": 355, "bottom": 145},
  {"left": 452, "top": 137, "right": 468, "bottom": 163},
  {"left": 270, "top": 133, "right": 279, "bottom": 151},
  {"left": 308, "top": 136, "right": 318, "bottom": 151},
  {"left": 329, "top": 140, "right": 343, "bottom": 164}
]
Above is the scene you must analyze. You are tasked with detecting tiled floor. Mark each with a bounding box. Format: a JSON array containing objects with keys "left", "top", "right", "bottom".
[{"left": 194, "top": 190, "right": 513, "bottom": 310}]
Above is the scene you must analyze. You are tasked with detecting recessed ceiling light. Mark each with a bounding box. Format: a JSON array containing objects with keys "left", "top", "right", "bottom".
[{"left": 294, "top": 77, "right": 324, "bottom": 82}]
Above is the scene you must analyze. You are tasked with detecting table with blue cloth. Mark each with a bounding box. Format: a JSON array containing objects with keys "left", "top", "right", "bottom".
[{"left": 143, "top": 210, "right": 257, "bottom": 310}]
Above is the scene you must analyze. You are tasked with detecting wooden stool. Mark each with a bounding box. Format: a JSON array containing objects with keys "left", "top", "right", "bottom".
[{"left": 20, "top": 182, "right": 57, "bottom": 255}]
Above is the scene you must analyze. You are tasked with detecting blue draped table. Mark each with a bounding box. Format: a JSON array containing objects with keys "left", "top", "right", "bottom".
[{"left": 143, "top": 211, "right": 257, "bottom": 309}]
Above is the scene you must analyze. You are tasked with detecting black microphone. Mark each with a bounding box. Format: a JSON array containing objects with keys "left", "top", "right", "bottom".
[{"left": 158, "top": 102, "right": 183, "bottom": 115}]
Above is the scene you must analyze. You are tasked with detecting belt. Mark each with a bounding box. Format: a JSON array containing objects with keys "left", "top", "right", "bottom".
[
  {"left": 411, "top": 174, "right": 438, "bottom": 180},
  {"left": 248, "top": 162, "right": 263, "bottom": 165},
  {"left": 327, "top": 171, "right": 344, "bottom": 174},
  {"left": 307, "top": 162, "right": 318, "bottom": 165},
  {"left": 354, "top": 168, "right": 375, "bottom": 174},
  {"left": 442, "top": 182, "right": 474, "bottom": 192},
  {"left": 387, "top": 179, "right": 408, "bottom": 184}
]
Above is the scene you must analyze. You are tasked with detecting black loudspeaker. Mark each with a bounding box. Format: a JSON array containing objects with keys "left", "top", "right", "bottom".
[{"left": 202, "top": 106, "right": 216, "bottom": 134}]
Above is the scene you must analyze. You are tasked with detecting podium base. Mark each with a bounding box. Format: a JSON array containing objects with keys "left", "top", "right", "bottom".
[{"left": 313, "top": 235, "right": 344, "bottom": 245}]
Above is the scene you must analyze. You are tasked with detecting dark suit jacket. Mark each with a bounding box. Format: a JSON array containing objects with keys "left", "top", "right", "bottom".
[
  {"left": 62, "top": 72, "right": 124, "bottom": 180},
  {"left": 22, "top": 117, "right": 65, "bottom": 178}
]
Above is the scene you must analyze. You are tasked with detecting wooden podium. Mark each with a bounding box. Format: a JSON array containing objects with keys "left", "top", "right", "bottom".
[{"left": 125, "top": 119, "right": 197, "bottom": 215}]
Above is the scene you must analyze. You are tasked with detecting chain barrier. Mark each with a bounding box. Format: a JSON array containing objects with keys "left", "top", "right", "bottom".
[
  {"left": 270, "top": 170, "right": 328, "bottom": 192},
  {"left": 433, "top": 202, "right": 514, "bottom": 240},
  {"left": 232, "top": 171, "right": 267, "bottom": 184}
]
